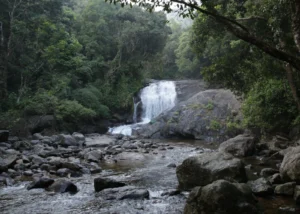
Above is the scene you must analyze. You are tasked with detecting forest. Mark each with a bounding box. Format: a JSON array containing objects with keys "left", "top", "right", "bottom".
[{"left": 0, "top": 0, "right": 300, "bottom": 135}]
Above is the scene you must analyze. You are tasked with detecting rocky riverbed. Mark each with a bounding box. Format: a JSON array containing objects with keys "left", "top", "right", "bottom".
[{"left": 1, "top": 131, "right": 300, "bottom": 213}]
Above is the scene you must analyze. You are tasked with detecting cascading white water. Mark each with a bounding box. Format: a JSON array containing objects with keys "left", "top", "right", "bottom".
[
  {"left": 108, "top": 81, "right": 177, "bottom": 135},
  {"left": 140, "top": 81, "right": 177, "bottom": 123}
]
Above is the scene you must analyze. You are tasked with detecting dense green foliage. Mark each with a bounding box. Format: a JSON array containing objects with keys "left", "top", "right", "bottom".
[
  {"left": 0, "top": 0, "right": 170, "bottom": 131},
  {"left": 189, "top": 0, "right": 300, "bottom": 132}
]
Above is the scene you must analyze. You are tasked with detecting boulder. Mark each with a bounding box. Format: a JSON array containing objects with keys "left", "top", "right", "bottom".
[
  {"left": 72, "top": 132, "right": 85, "bottom": 145},
  {"left": 94, "top": 177, "right": 126, "bottom": 192},
  {"left": 176, "top": 152, "right": 247, "bottom": 190},
  {"left": 58, "top": 134, "right": 79, "bottom": 147},
  {"left": 294, "top": 186, "right": 300, "bottom": 204},
  {"left": 0, "top": 130, "right": 9, "bottom": 142},
  {"left": 61, "top": 162, "right": 82, "bottom": 171},
  {"left": 84, "top": 150, "right": 103, "bottom": 162},
  {"left": 260, "top": 168, "right": 279, "bottom": 177},
  {"left": 47, "top": 179, "right": 78, "bottom": 194},
  {"left": 13, "top": 141, "right": 32, "bottom": 151},
  {"left": 56, "top": 168, "right": 72, "bottom": 177},
  {"left": 98, "top": 186, "right": 149, "bottom": 200},
  {"left": 134, "top": 89, "right": 243, "bottom": 142},
  {"left": 280, "top": 146, "right": 300, "bottom": 182},
  {"left": 27, "top": 177, "right": 54, "bottom": 190},
  {"left": 275, "top": 182, "right": 296, "bottom": 196},
  {"left": 0, "top": 154, "right": 18, "bottom": 172},
  {"left": 268, "top": 173, "right": 283, "bottom": 185},
  {"left": 247, "top": 178, "right": 273, "bottom": 196},
  {"left": 219, "top": 134, "right": 256, "bottom": 157},
  {"left": 184, "top": 180, "right": 259, "bottom": 214}
]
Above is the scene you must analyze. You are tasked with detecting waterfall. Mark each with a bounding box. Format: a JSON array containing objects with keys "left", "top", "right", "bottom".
[
  {"left": 108, "top": 81, "right": 177, "bottom": 136},
  {"left": 140, "top": 81, "right": 177, "bottom": 123},
  {"left": 133, "top": 101, "right": 140, "bottom": 123}
]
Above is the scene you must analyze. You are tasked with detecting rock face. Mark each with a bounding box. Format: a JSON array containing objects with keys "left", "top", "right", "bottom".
[
  {"left": 219, "top": 134, "right": 257, "bottom": 157},
  {"left": 176, "top": 152, "right": 247, "bottom": 190},
  {"left": 134, "top": 89, "right": 242, "bottom": 142},
  {"left": 184, "top": 180, "right": 259, "bottom": 214},
  {"left": 94, "top": 177, "right": 126, "bottom": 192},
  {"left": 280, "top": 146, "right": 300, "bottom": 182}
]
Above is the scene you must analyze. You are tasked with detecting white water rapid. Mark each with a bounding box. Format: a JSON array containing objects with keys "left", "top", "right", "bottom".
[{"left": 108, "top": 81, "right": 177, "bottom": 135}]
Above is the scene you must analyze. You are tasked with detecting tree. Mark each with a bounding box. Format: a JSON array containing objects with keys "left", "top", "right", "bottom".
[{"left": 112, "top": 0, "right": 300, "bottom": 110}]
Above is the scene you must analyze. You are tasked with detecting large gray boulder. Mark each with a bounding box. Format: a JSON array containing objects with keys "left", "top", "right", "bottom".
[
  {"left": 58, "top": 134, "right": 79, "bottom": 147},
  {"left": 0, "top": 154, "right": 18, "bottom": 172},
  {"left": 280, "top": 146, "right": 300, "bottom": 182},
  {"left": 184, "top": 180, "right": 259, "bottom": 214},
  {"left": 219, "top": 134, "right": 257, "bottom": 157},
  {"left": 176, "top": 152, "right": 247, "bottom": 190},
  {"left": 134, "top": 89, "right": 242, "bottom": 142}
]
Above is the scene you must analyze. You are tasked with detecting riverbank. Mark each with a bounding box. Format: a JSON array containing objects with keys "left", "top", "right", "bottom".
[{"left": 1, "top": 132, "right": 300, "bottom": 213}]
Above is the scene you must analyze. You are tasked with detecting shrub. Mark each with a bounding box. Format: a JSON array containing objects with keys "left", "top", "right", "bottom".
[
  {"left": 55, "top": 100, "right": 96, "bottom": 122},
  {"left": 242, "top": 79, "right": 298, "bottom": 131}
]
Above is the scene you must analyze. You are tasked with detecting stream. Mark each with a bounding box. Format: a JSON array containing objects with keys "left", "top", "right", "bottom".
[{"left": 0, "top": 139, "right": 215, "bottom": 214}]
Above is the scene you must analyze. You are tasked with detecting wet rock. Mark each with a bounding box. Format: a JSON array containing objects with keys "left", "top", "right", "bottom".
[
  {"left": 58, "top": 134, "right": 79, "bottom": 147},
  {"left": 247, "top": 178, "right": 273, "bottom": 196},
  {"left": 0, "top": 154, "right": 18, "bottom": 172},
  {"left": 161, "top": 189, "right": 181, "bottom": 196},
  {"left": 176, "top": 152, "right": 247, "bottom": 190},
  {"left": 40, "top": 164, "right": 52, "bottom": 171},
  {"left": 30, "top": 155, "right": 46, "bottom": 166},
  {"left": 119, "top": 188, "right": 149, "bottom": 200},
  {"left": 47, "top": 179, "right": 78, "bottom": 194},
  {"left": 13, "top": 141, "right": 32, "bottom": 151},
  {"left": 268, "top": 173, "right": 283, "bottom": 185},
  {"left": 84, "top": 150, "right": 103, "bottom": 162},
  {"left": 14, "top": 163, "right": 26, "bottom": 170},
  {"left": 61, "top": 161, "right": 82, "bottom": 171},
  {"left": 167, "top": 163, "right": 176, "bottom": 168},
  {"left": 219, "top": 134, "right": 257, "bottom": 157},
  {"left": 33, "top": 133, "right": 44, "bottom": 140},
  {"left": 47, "top": 156, "right": 62, "bottom": 167},
  {"left": 85, "top": 135, "right": 113, "bottom": 148},
  {"left": 0, "top": 142, "right": 10, "bottom": 149},
  {"left": 184, "top": 180, "right": 259, "bottom": 214},
  {"left": 27, "top": 177, "right": 54, "bottom": 190},
  {"left": 94, "top": 177, "right": 126, "bottom": 192},
  {"left": 260, "top": 168, "right": 279, "bottom": 177},
  {"left": 99, "top": 186, "right": 149, "bottom": 200},
  {"left": 72, "top": 132, "right": 85, "bottom": 145},
  {"left": 278, "top": 207, "right": 299, "bottom": 214},
  {"left": 7, "top": 169, "right": 19, "bottom": 177},
  {"left": 8, "top": 136, "right": 19, "bottom": 143},
  {"left": 267, "top": 137, "right": 292, "bottom": 152},
  {"left": 280, "top": 146, "right": 300, "bottom": 182},
  {"left": 294, "top": 186, "right": 300, "bottom": 204},
  {"left": 24, "top": 170, "right": 33, "bottom": 176},
  {"left": 275, "top": 182, "right": 296, "bottom": 196},
  {"left": 0, "top": 130, "right": 9, "bottom": 142}
]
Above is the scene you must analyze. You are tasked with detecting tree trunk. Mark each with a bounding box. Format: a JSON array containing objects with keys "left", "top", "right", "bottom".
[
  {"left": 291, "top": 0, "right": 300, "bottom": 52},
  {"left": 285, "top": 63, "right": 300, "bottom": 112}
]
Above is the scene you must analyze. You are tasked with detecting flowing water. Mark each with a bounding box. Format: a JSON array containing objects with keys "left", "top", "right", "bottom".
[
  {"left": 0, "top": 140, "right": 215, "bottom": 214},
  {"left": 108, "top": 81, "right": 177, "bottom": 135}
]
